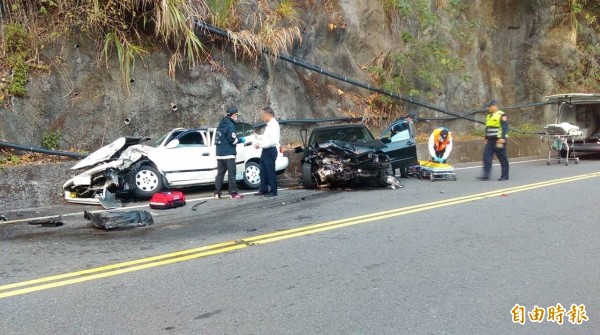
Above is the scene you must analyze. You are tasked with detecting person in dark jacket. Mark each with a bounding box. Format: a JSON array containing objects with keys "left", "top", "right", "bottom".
[{"left": 214, "top": 106, "right": 246, "bottom": 199}]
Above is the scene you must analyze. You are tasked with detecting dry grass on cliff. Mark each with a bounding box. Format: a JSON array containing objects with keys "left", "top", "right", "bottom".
[{"left": 0, "top": 0, "right": 302, "bottom": 96}]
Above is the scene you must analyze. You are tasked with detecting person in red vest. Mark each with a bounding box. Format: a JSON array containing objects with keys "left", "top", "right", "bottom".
[{"left": 428, "top": 127, "right": 453, "bottom": 163}]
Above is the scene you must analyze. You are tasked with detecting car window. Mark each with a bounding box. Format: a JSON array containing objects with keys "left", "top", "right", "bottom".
[
  {"left": 235, "top": 122, "right": 255, "bottom": 137},
  {"left": 177, "top": 131, "right": 205, "bottom": 146},
  {"left": 382, "top": 121, "right": 412, "bottom": 142}
]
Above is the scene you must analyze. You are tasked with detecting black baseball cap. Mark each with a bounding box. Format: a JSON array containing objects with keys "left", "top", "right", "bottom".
[
  {"left": 439, "top": 129, "right": 449, "bottom": 141},
  {"left": 226, "top": 106, "right": 239, "bottom": 116},
  {"left": 484, "top": 99, "right": 498, "bottom": 107}
]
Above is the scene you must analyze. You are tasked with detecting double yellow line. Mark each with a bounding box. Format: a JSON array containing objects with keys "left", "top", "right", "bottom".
[{"left": 1, "top": 172, "right": 599, "bottom": 299}]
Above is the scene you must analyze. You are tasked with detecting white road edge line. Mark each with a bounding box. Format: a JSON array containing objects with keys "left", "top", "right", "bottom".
[
  {"left": 1, "top": 188, "right": 290, "bottom": 225},
  {"left": 454, "top": 158, "right": 547, "bottom": 170}
]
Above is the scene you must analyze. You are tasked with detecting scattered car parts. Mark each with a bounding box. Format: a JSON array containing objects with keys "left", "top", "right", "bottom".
[
  {"left": 84, "top": 210, "right": 154, "bottom": 230},
  {"left": 28, "top": 216, "right": 64, "bottom": 227}
]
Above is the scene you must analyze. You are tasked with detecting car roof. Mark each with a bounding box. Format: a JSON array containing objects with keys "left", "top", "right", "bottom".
[
  {"left": 171, "top": 128, "right": 211, "bottom": 132},
  {"left": 545, "top": 93, "right": 600, "bottom": 104},
  {"left": 313, "top": 123, "right": 368, "bottom": 131}
]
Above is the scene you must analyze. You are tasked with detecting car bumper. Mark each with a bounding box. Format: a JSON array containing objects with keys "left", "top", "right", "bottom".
[
  {"left": 573, "top": 142, "right": 600, "bottom": 152},
  {"left": 64, "top": 191, "right": 102, "bottom": 205},
  {"left": 275, "top": 156, "right": 289, "bottom": 172}
]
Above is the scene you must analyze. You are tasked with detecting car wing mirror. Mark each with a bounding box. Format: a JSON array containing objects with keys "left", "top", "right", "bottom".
[
  {"left": 294, "top": 146, "right": 304, "bottom": 154},
  {"left": 165, "top": 139, "right": 180, "bottom": 149},
  {"left": 381, "top": 137, "right": 392, "bottom": 144}
]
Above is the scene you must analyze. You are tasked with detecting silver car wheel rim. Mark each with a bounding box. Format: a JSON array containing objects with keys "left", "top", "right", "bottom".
[
  {"left": 136, "top": 169, "right": 159, "bottom": 191},
  {"left": 245, "top": 165, "right": 261, "bottom": 185}
]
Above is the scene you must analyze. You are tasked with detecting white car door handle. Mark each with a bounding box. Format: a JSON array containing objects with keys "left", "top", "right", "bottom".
[{"left": 202, "top": 153, "right": 209, "bottom": 156}]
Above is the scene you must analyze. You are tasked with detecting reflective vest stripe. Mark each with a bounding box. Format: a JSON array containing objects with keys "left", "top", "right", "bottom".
[{"left": 485, "top": 111, "right": 504, "bottom": 138}]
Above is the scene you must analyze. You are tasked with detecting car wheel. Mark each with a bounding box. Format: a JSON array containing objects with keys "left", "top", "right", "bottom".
[
  {"left": 302, "top": 163, "right": 317, "bottom": 189},
  {"left": 243, "top": 161, "right": 261, "bottom": 189},
  {"left": 132, "top": 165, "right": 163, "bottom": 198}
]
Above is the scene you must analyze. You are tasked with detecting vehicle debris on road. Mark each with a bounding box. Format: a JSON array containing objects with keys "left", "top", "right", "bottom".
[
  {"left": 27, "top": 216, "right": 64, "bottom": 227},
  {"left": 84, "top": 210, "right": 154, "bottom": 230},
  {"left": 191, "top": 201, "right": 208, "bottom": 211}
]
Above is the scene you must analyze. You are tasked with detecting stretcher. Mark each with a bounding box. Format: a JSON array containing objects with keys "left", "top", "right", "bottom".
[
  {"left": 542, "top": 123, "right": 582, "bottom": 166},
  {"left": 408, "top": 160, "right": 457, "bottom": 182}
]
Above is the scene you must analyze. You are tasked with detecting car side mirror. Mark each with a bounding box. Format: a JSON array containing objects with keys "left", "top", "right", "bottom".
[
  {"left": 165, "top": 139, "right": 180, "bottom": 149},
  {"left": 381, "top": 137, "right": 391, "bottom": 144},
  {"left": 294, "top": 146, "right": 304, "bottom": 154}
]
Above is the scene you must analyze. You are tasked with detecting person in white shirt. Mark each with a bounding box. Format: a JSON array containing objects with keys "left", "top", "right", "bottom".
[{"left": 254, "top": 107, "right": 280, "bottom": 197}]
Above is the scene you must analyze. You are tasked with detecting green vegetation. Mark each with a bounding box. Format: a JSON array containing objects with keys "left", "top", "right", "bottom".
[
  {"left": 42, "top": 130, "right": 61, "bottom": 150},
  {"left": 566, "top": 0, "right": 600, "bottom": 92},
  {"left": 0, "top": 23, "right": 32, "bottom": 103},
  {"left": 367, "top": 0, "right": 469, "bottom": 118},
  {"left": 0, "top": 0, "right": 302, "bottom": 98}
]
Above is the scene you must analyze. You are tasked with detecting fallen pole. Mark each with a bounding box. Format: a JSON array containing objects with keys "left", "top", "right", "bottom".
[
  {"left": 193, "top": 19, "right": 486, "bottom": 125},
  {"left": 0, "top": 140, "right": 87, "bottom": 159}
]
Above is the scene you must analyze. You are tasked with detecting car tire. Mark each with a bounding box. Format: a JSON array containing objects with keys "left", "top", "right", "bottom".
[
  {"left": 302, "top": 163, "right": 317, "bottom": 189},
  {"left": 243, "top": 161, "right": 261, "bottom": 189},
  {"left": 132, "top": 165, "right": 163, "bottom": 198},
  {"left": 399, "top": 166, "right": 409, "bottom": 178}
]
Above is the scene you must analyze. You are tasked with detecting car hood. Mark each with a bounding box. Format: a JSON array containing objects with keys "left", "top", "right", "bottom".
[
  {"left": 316, "top": 140, "right": 386, "bottom": 156},
  {"left": 72, "top": 137, "right": 147, "bottom": 170}
]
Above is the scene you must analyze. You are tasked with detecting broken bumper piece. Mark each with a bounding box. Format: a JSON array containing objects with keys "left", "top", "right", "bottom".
[
  {"left": 84, "top": 210, "right": 154, "bottom": 230},
  {"left": 64, "top": 189, "right": 119, "bottom": 209}
]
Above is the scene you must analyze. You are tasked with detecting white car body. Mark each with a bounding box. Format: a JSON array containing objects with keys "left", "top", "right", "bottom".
[{"left": 63, "top": 125, "right": 288, "bottom": 206}]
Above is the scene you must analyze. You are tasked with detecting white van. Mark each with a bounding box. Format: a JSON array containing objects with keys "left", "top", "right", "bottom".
[{"left": 545, "top": 93, "right": 600, "bottom": 152}]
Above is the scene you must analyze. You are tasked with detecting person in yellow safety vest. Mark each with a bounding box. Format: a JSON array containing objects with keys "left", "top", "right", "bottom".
[
  {"left": 428, "top": 127, "right": 452, "bottom": 163},
  {"left": 478, "top": 99, "right": 509, "bottom": 181}
]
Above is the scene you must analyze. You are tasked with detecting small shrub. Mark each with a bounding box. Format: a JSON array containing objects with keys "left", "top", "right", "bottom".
[
  {"left": 9, "top": 155, "right": 21, "bottom": 164},
  {"left": 42, "top": 130, "right": 61, "bottom": 150}
]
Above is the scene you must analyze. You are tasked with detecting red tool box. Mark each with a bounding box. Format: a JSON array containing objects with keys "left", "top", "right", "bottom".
[{"left": 149, "top": 191, "right": 186, "bottom": 209}]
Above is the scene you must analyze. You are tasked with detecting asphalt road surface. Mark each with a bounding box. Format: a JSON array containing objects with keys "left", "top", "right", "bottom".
[{"left": 1, "top": 157, "right": 599, "bottom": 334}]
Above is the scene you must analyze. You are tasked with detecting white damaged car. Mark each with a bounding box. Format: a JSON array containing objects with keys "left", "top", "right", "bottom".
[{"left": 63, "top": 123, "right": 289, "bottom": 207}]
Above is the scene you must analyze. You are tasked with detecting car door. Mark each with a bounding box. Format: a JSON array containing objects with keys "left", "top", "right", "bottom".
[
  {"left": 153, "top": 130, "right": 214, "bottom": 185},
  {"left": 380, "top": 119, "right": 418, "bottom": 171}
]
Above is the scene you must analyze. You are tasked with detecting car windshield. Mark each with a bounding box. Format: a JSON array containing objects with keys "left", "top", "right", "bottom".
[
  {"left": 310, "top": 126, "right": 374, "bottom": 145},
  {"left": 149, "top": 130, "right": 184, "bottom": 148}
]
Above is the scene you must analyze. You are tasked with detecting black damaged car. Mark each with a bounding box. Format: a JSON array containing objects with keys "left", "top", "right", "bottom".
[{"left": 295, "top": 119, "right": 418, "bottom": 189}]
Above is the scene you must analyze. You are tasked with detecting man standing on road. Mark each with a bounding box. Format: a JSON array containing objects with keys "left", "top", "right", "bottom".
[
  {"left": 254, "top": 107, "right": 280, "bottom": 197},
  {"left": 214, "top": 106, "right": 245, "bottom": 199},
  {"left": 428, "top": 127, "right": 452, "bottom": 163},
  {"left": 479, "top": 100, "right": 509, "bottom": 181}
]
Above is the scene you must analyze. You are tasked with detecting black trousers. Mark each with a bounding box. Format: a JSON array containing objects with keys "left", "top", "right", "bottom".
[
  {"left": 215, "top": 158, "right": 238, "bottom": 194},
  {"left": 483, "top": 139, "right": 509, "bottom": 179},
  {"left": 259, "top": 147, "right": 278, "bottom": 195}
]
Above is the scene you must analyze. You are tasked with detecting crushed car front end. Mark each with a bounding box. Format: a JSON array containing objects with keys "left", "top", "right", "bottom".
[
  {"left": 304, "top": 140, "right": 401, "bottom": 189},
  {"left": 63, "top": 140, "right": 155, "bottom": 207}
]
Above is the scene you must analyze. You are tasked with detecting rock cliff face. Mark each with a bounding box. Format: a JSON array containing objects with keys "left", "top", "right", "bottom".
[{"left": 0, "top": 0, "right": 593, "bottom": 149}]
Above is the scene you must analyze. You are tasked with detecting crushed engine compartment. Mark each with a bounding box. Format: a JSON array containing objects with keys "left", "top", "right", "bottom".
[{"left": 307, "top": 141, "right": 402, "bottom": 189}]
